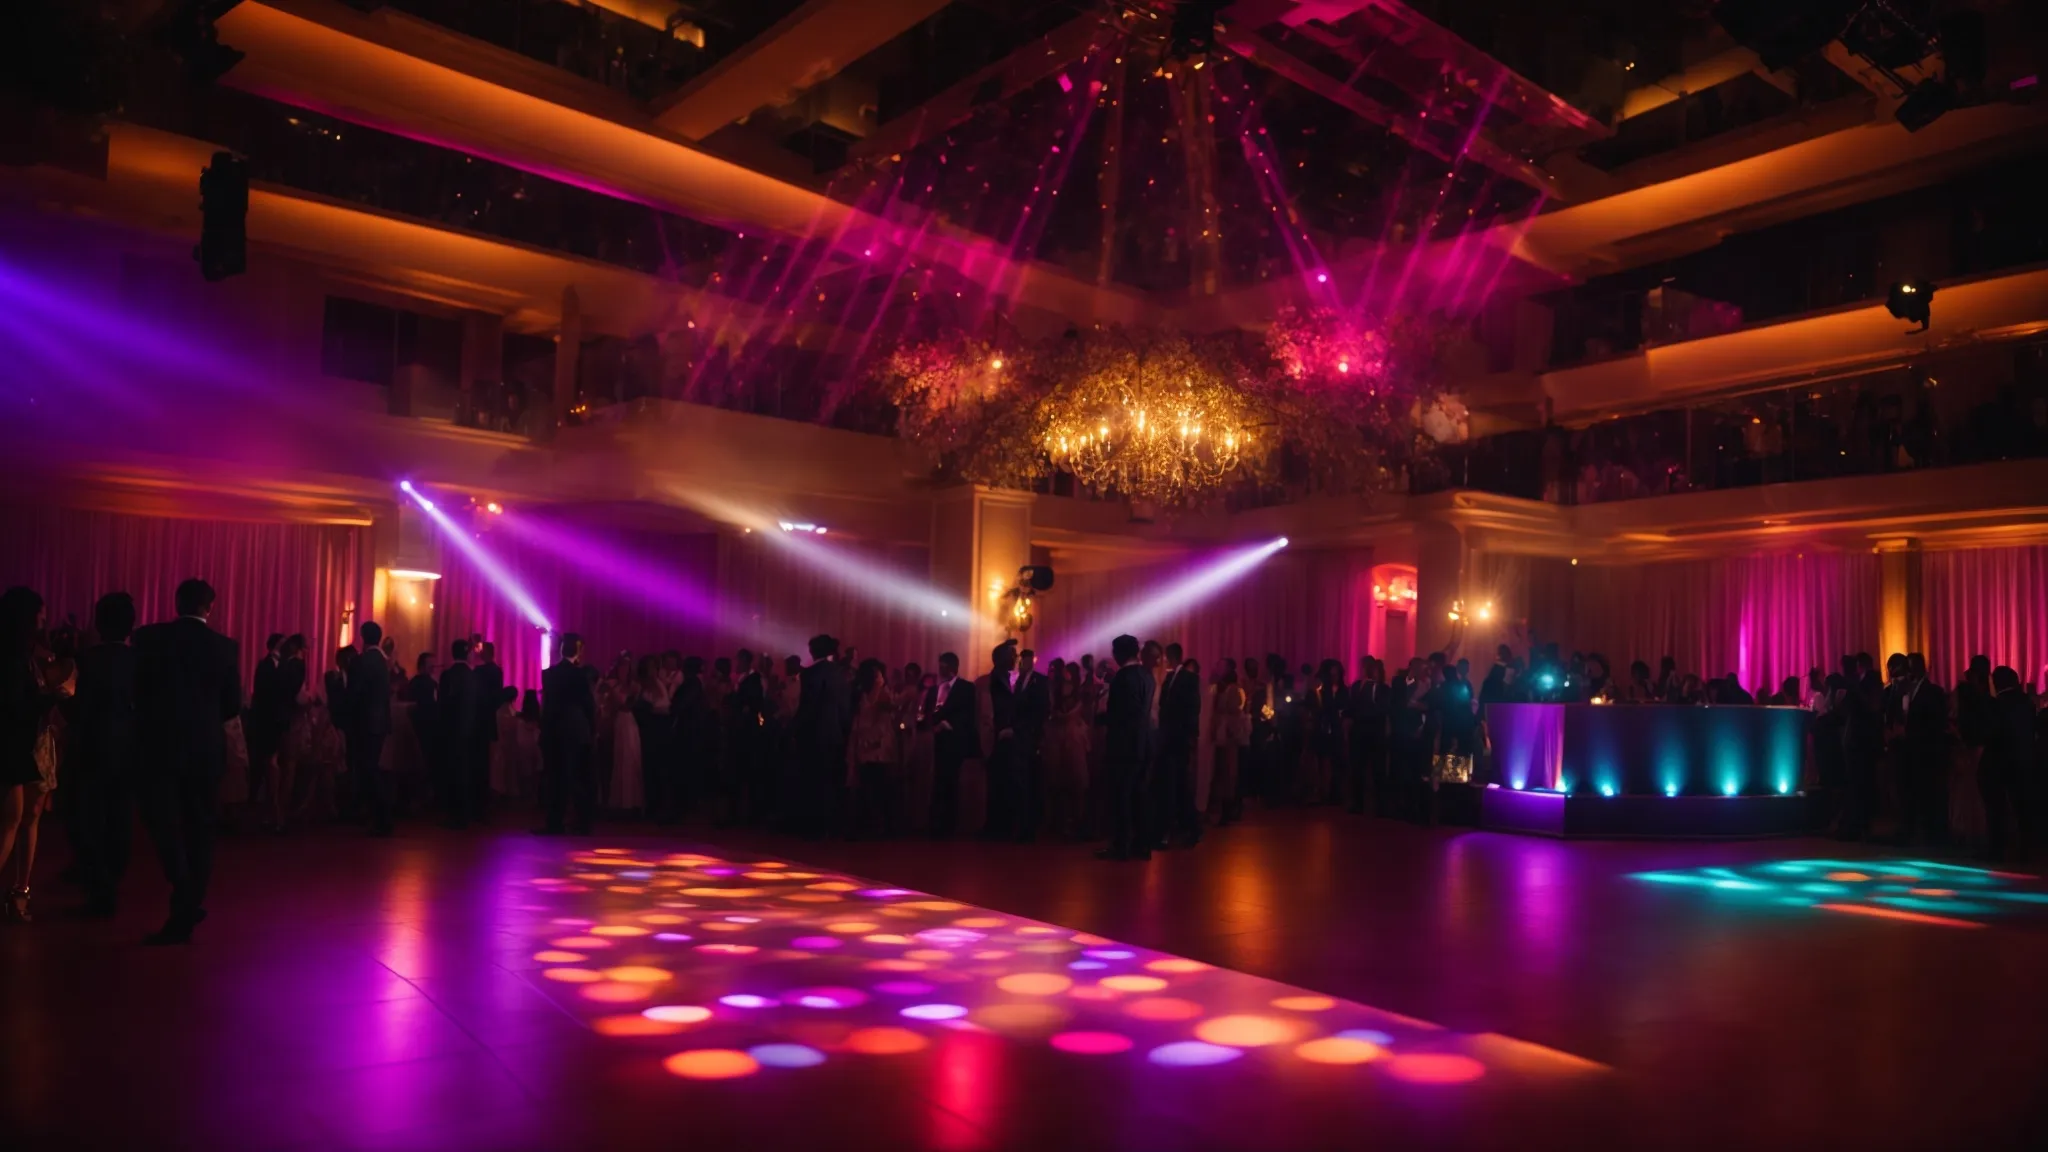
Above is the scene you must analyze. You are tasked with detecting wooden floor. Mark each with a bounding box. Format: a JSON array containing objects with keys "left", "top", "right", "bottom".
[{"left": 5, "top": 809, "right": 2045, "bottom": 1150}]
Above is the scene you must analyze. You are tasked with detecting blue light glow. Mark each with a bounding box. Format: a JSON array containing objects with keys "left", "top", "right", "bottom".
[
  {"left": 1599, "top": 785, "right": 1615, "bottom": 798},
  {"left": 748, "top": 1043, "right": 826, "bottom": 1069},
  {"left": 1149, "top": 1041, "right": 1244, "bottom": 1067}
]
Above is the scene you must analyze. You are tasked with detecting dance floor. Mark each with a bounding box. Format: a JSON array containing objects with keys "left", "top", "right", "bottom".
[{"left": 5, "top": 813, "right": 2046, "bottom": 1150}]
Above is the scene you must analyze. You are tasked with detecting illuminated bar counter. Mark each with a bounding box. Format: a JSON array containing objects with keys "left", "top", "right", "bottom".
[{"left": 1480, "top": 703, "right": 1811, "bottom": 839}]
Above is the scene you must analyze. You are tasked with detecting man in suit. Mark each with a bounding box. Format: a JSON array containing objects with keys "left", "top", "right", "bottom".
[
  {"left": 72, "top": 592, "right": 139, "bottom": 917},
  {"left": 539, "top": 632, "right": 598, "bottom": 835},
  {"left": 925, "top": 651, "right": 978, "bottom": 838},
  {"left": 347, "top": 622, "right": 394, "bottom": 836},
  {"left": 1839, "top": 652, "right": 1884, "bottom": 839},
  {"left": 792, "top": 634, "right": 853, "bottom": 839},
  {"left": 437, "top": 639, "right": 475, "bottom": 827},
  {"left": 1347, "top": 656, "right": 1389, "bottom": 815},
  {"left": 978, "top": 642, "right": 1021, "bottom": 841},
  {"left": 1899, "top": 652, "right": 1950, "bottom": 845},
  {"left": 247, "top": 633, "right": 285, "bottom": 803},
  {"left": 1388, "top": 657, "right": 1429, "bottom": 823},
  {"left": 1097, "top": 634, "right": 1156, "bottom": 861},
  {"left": 471, "top": 640, "right": 503, "bottom": 822},
  {"left": 1155, "top": 643, "right": 1202, "bottom": 848},
  {"left": 726, "top": 648, "right": 768, "bottom": 825},
  {"left": 1980, "top": 666, "right": 2034, "bottom": 862},
  {"left": 1010, "top": 647, "right": 1051, "bottom": 843},
  {"left": 133, "top": 578, "right": 242, "bottom": 944}
]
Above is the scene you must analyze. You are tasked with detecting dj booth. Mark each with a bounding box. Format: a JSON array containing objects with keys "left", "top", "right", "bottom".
[{"left": 1479, "top": 703, "right": 1811, "bottom": 838}]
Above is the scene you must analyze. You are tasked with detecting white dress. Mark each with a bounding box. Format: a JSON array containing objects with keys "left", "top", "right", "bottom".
[{"left": 611, "top": 705, "right": 644, "bottom": 811}]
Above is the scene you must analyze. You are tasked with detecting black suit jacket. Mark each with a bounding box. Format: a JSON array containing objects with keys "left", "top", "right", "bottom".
[
  {"left": 1984, "top": 689, "right": 2035, "bottom": 775},
  {"left": 275, "top": 656, "right": 306, "bottom": 715},
  {"left": 931, "top": 677, "right": 979, "bottom": 762},
  {"left": 542, "top": 660, "right": 597, "bottom": 748},
  {"left": 438, "top": 663, "right": 475, "bottom": 748},
  {"left": 349, "top": 646, "right": 393, "bottom": 738},
  {"left": 1158, "top": 666, "right": 1202, "bottom": 748},
  {"left": 133, "top": 617, "right": 242, "bottom": 777},
  {"left": 987, "top": 671, "right": 1017, "bottom": 741},
  {"left": 795, "top": 659, "right": 854, "bottom": 758},
  {"left": 1103, "top": 663, "right": 1155, "bottom": 766},
  {"left": 71, "top": 641, "right": 138, "bottom": 778},
  {"left": 1012, "top": 671, "right": 1051, "bottom": 743},
  {"left": 474, "top": 661, "right": 504, "bottom": 743},
  {"left": 729, "top": 670, "right": 766, "bottom": 738},
  {"left": 251, "top": 655, "right": 283, "bottom": 722},
  {"left": 1903, "top": 680, "right": 1949, "bottom": 748}
]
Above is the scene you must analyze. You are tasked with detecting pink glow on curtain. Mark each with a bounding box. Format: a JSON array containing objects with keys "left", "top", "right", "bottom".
[
  {"left": 433, "top": 527, "right": 720, "bottom": 694},
  {"left": 1551, "top": 552, "right": 1879, "bottom": 693},
  {"left": 1034, "top": 549, "right": 1374, "bottom": 668},
  {"left": 0, "top": 504, "right": 363, "bottom": 689},
  {"left": 1922, "top": 545, "right": 2048, "bottom": 688}
]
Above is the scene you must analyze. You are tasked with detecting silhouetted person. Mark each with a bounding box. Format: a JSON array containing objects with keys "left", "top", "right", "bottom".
[
  {"left": 727, "top": 649, "right": 767, "bottom": 824},
  {"left": 793, "top": 634, "right": 852, "bottom": 839},
  {"left": 248, "top": 633, "right": 286, "bottom": 807},
  {"left": 1010, "top": 648, "right": 1050, "bottom": 842},
  {"left": 437, "top": 639, "right": 475, "bottom": 827},
  {"left": 1981, "top": 666, "right": 2034, "bottom": 861},
  {"left": 471, "top": 640, "right": 503, "bottom": 822},
  {"left": 1840, "top": 653, "right": 1883, "bottom": 839},
  {"left": 926, "top": 651, "right": 977, "bottom": 838},
  {"left": 71, "top": 592, "right": 138, "bottom": 917},
  {"left": 133, "top": 579, "right": 241, "bottom": 944},
  {"left": 1899, "top": 652, "right": 1949, "bottom": 845},
  {"left": 347, "top": 622, "right": 393, "bottom": 836},
  {"left": 1347, "top": 656, "right": 1389, "bottom": 814},
  {"left": 1097, "top": 634, "right": 1155, "bottom": 861},
  {"left": 979, "top": 642, "right": 1021, "bottom": 841},
  {"left": 1153, "top": 643, "right": 1202, "bottom": 846},
  {"left": 539, "top": 633, "right": 597, "bottom": 835}
]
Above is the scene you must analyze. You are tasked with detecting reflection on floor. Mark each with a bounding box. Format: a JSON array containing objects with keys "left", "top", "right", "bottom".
[
  {"left": 519, "top": 845, "right": 1605, "bottom": 1091},
  {"left": 1632, "top": 858, "right": 2048, "bottom": 928}
]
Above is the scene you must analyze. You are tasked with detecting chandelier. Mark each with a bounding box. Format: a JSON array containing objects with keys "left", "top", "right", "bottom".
[{"left": 1036, "top": 335, "right": 1267, "bottom": 506}]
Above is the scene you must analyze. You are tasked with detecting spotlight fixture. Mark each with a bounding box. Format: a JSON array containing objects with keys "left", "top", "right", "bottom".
[{"left": 1886, "top": 279, "right": 1935, "bottom": 332}]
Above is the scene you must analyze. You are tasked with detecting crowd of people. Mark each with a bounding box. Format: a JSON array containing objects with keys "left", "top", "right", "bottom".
[{"left": 6, "top": 572, "right": 2047, "bottom": 945}]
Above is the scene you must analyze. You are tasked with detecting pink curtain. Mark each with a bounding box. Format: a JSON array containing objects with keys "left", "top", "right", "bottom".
[
  {"left": 715, "top": 535, "right": 938, "bottom": 669},
  {"left": 1553, "top": 552, "right": 1880, "bottom": 693},
  {"left": 433, "top": 527, "right": 721, "bottom": 694},
  {"left": 1923, "top": 545, "right": 2048, "bottom": 689},
  {"left": 0, "top": 503, "right": 363, "bottom": 689},
  {"left": 1034, "top": 548, "right": 1374, "bottom": 669}
]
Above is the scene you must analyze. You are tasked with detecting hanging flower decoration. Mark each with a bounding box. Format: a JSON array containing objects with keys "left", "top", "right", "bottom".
[{"left": 873, "top": 310, "right": 1451, "bottom": 508}]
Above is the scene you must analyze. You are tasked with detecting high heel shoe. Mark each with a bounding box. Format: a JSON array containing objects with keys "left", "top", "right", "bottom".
[{"left": 7, "top": 887, "right": 30, "bottom": 923}]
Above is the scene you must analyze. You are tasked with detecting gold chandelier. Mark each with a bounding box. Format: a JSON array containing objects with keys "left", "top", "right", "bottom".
[{"left": 1037, "top": 336, "right": 1267, "bottom": 506}]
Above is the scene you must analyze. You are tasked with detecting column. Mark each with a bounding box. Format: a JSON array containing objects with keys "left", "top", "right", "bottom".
[
  {"left": 1875, "top": 537, "right": 1923, "bottom": 659},
  {"left": 1411, "top": 520, "right": 1470, "bottom": 659},
  {"left": 929, "top": 485, "right": 1034, "bottom": 677}
]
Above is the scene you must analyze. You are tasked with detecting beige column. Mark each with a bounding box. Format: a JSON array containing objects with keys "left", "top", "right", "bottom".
[
  {"left": 1411, "top": 520, "right": 1470, "bottom": 659},
  {"left": 929, "top": 485, "right": 1035, "bottom": 677},
  {"left": 1875, "top": 537, "right": 1923, "bottom": 659}
]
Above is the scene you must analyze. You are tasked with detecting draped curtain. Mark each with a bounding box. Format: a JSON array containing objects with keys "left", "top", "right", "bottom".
[
  {"left": 0, "top": 503, "right": 363, "bottom": 689},
  {"left": 433, "top": 527, "right": 721, "bottom": 694},
  {"left": 715, "top": 535, "right": 937, "bottom": 671},
  {"left": 1923, "top": 545, "right": 2048, "bottom": 688},
  {"left": 1550, "top": 552, "right": 1880, "bottom": 693}
]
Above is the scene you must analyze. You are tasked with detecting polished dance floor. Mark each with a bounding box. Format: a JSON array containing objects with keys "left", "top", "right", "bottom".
[{"left": 5, "top": 813, "right": 2046, "bottom": 1150}]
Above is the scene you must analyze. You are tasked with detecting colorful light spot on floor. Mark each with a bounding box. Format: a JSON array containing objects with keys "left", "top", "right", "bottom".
[
  {"left": 808, "top": 882, "right": 860, "bottom": 893},
  {"left": 593, "top": 1014, "right": 684, "bottom": 1037},
  {"left": 785, "top": 894, "right": 842, "bottom": 903},
  {"left": 1050, "top": 1031, "right": 1134, "bottom": 1055},
  {"left": 639, "top": 914, "right": 688, "bottom": 925},
  {"left": 914, "top": 928, "right": 985, "bottom": 947},
  {"left": 973, "top": 1002, "right": 1070, "bottom": 1032},
  {"left": 700, "top": 922, "right": 747, "bottom": 933},
  {"left": 719, "top": 994, "right": 777, "bottom": 1009},
  {"left": 844, "top": 1027, "right": 928, "bottom": 1055},
  {"left": 742, "top": 872, "right": 788, "bottom": 881},
  {"left": 953, "top": 917, "right": 1007, "bottom": 929},
  {"left": 903, "top": 901, "right": 965, "bottom": 912},
  {"left": 903, "top": 949, "right": 955, "bottom": 963},
  {"left": 550, "top": 936, "right": 610, "bottom": 950},
  {"left": 581, "top": 982, "right": 654, "bottom": 1004},
  {"left": 1908, "top": 888, "right": 1954, "bottom": 897},
  {"left": 1123, "top": 997, "right": 1204, "bottom": 1021},
  {"left": 1069, "top": 960, "right": 1107, "bottom": 971},
  {"left": 1084, "top": 949, "right": 1136, "bottom": 960},
  {"left": 1066, "top": 984, "right": 1119, "bottom": 1002},
  {"left": 1015, "top": 926, "right": 1060, "bottom": 936},
  {"left": 864, "top": 959, "right": 929, "bottom": 972},
  {"left": 600, "top": 966, "right": 672, "bottom": 984},
  {"left": 995, "top": 973, "right": 1072, "bottom": 996},
  {"left": 787, "top": 987, "right": 868, "bottom": 1009},
  {"left": 533, "top": 951, "right": 586, "bottom": 964},
  {"left": 1194, "top": 1015, "right": 1301, "bottom": 1047},
  {"left": 1149, "top": 1041, "right": 1243, "bottom": 1067},
  {"left": 642, "top": 1005, "right": 712, "bottom": 1024},
  {"left": 1067, "top": 932, "right": 1112, "bottom": 945},
  {"left": 542, "top": 968, "right": 603, "bottom": 983},
  {"left": 681, "top": 888, "right": 767, "bottom": 898},
  {"left": 1815, "top": 903, "right": 1986, "bottom": 928},
  {"left": 1384, "top": 1053, "right": 1486, "bottom": 1083},
  {"left": 695, "top": 943, "right": 759, "bottom": 955},
  {"left": 1825, "top": 871, "right": 1870, "bottom": 882},
  {"left": 862, "top": 934, "right": 916, "bottom": 945},
  {"left": 1337, "top": 1029, "right": 1395, "bottom": 1046},
  {"left": 1145, "top": 958, "right": 1209, "bottom": 974},
  {"left": 663, "top": 1049, "right": 759, "bottom": 1080},
  {"left": 1099, "top": 975, "right": 1168, "bottom": 993},
  {"left": 1272, "top": 996, "right": 1336, "bottom": 1012},
  {"left": 859, "top": 888, "right": 915, "bottom": 898},
  {"left": 748, "top": 1043, "right": 826, "bottom": 1069},
  {"left": 901, "top": 1003, "right": 969, "bottom": 1021},
  {"left": 1295, "top": 1037, "right": 1384, "bottom": 1064},
  {"left": 970, "top": 950, "right": 1012, "bottom": 961},
  {"left": 873, "top": 980, "right": 935, "bottom": 996},
  {"left": 790, "top": 936, "right": 841, "bottom": 949},
  {"left": 826, "top": 922, "right": 880, "bottom": 934},
  {"left": 653, "top": 933, "right": 692, "bottom": 943}
]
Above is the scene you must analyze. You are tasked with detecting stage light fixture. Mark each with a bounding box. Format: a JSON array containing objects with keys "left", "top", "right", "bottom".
[{"left": 1886, "top": 279, "right": 1935, "bottom": 332}]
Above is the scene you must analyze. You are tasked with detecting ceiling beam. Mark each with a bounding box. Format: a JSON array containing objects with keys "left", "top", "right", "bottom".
[
  {"left": 651, "top": 0, "right": 951, "bottom": 142},
  {"left": 845, "top": 14, "right": 1110, "bottom": 166}
]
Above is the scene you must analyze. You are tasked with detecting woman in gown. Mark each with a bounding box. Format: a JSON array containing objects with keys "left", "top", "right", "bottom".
[
  {"left": 2, "top": 589, "right": 56, "bottom": 921},
  {"left": 1209, "top": 663, "right": 1249, "bottom": 825},
  {"left": 610, "top": 666, "right": 644, "bottom": 815},
  {"left": 1042, "top": 661, "right": 1093, "bottom": 841}
]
